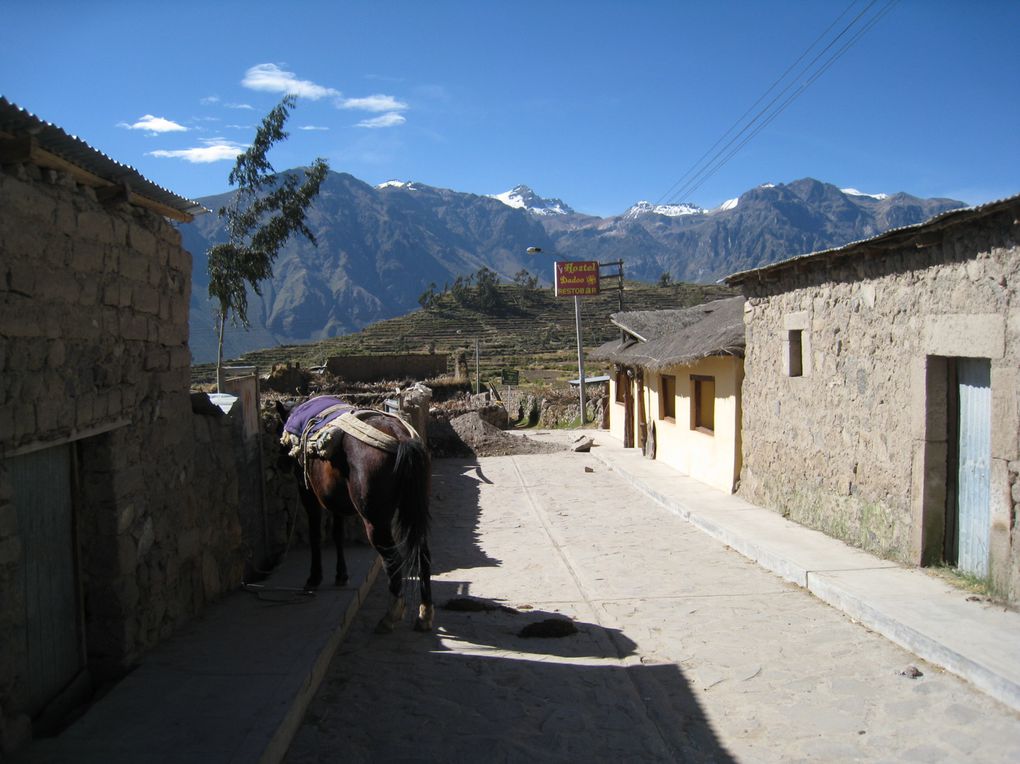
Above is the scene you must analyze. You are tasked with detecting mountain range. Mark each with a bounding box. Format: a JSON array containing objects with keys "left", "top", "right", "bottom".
[{"left": 178, "top": 174, "right": 965, "bottom": 363}]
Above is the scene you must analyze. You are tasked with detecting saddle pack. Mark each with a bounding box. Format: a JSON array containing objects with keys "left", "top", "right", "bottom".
[{"left": 280, "top": 396, "right": 420, "bottom": 475}]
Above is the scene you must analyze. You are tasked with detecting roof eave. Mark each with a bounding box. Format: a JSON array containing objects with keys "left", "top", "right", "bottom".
[
  {"left": 0, "top": 97, "right": 208, "bottom": 222},
  {"left": 609, "top": 316, "right": 648, "bottom": 343},
  {"left": 724, "top": 193, "right": 1020, "bottom": 287}
]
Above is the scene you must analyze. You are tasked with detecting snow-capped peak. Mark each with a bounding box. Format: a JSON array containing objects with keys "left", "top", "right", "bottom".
[
  {"left": 718, "top": 197, "right": 739, "bottom": 211},
  {"left": 377, "top": 179, "right": 420, "bottom": 190},
  {"left": 491, "top": 185, "right": 574, "bottom": 216},
  {"left": 624, "top": 200, "right": 704, "bottom": 219},
  {"left": 841, "top": 187, "right": 889, "bottom": 200}
]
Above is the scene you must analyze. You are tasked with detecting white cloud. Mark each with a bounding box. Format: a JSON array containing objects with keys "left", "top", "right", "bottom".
[
  {"left": 119, "top": 114, "right": 188, "bottom": 133},
  {"left": 299, "top": 125, "right": 330, "bottom": 131},
  {"left": 241, "top": 63, "right": 340, "bottom": 100},
  {"left": 225, "top": 102, "right": 254, "bottom": 110},
  {"left": 200, "top": 96, "right": 220, "bottom": 105},
  {"left": 340, "top": 94, "right": 408, "bottom": 113},
  {"left": 355, "top": 112, "right": 406, "bottom": 129},
  {"left": 148, "top": 138, "right": 246, "bottom": 163}
]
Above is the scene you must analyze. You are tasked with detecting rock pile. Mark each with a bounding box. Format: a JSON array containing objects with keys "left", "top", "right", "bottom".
[{"left": 428, "top": 411, "right": 564, "bottom": 457}]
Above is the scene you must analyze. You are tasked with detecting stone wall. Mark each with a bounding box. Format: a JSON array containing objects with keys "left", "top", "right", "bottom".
[
  {"left": 326, "top": 353, "right": 448, "bottom": 383},
  {"left": 737, "top": 208, "right": 1019, "bottom": 601},
  {"left": 0, "top": 161, "right": 244, "bottom": 745}
]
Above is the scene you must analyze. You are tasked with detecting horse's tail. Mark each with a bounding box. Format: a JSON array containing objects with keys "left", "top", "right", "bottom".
[{"left": 392, "top": 436, "right": 431, "bottom": 579}]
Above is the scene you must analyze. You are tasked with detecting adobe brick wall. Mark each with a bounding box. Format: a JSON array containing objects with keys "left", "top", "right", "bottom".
[
  {"left": 737, "top": 209, "right": 1020, "bottom": 601},
  {"left": 0, "top": 161, "right": 244, "bottom": 736},
  {"left": 326, "top": 352, "right": 448, "bottom": 382}
]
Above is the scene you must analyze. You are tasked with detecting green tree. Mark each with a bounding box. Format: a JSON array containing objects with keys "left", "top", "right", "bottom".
[
  {"left": 657, "top": 271, "right": 673, "bottom": 288},
  {"left": 475, "top": 266, "right": 501, "bottom": 312},
  {"left": 418, "top": 282, "right": 440, "bottom": 312},
  {"left": 512, "top": 268, "right": 540, "bottom": 308},
  {"left": 449, "top": 274, "right": 474, "bottom": 305},
  {"left": 207, "top": 95, "right": 329, "bottom": 390},
  {"left": 512, "top": 268, "right": 539, "bottom": 290}
]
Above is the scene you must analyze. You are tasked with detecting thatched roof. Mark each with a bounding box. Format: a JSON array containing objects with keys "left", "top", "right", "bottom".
[{"left": 590, "top": 296, "right": 745, "bottom": 370}]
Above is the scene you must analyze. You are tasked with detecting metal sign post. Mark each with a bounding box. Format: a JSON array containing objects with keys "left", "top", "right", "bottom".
[
  {"left": 573, "top": 295, "right": 587, "bottom": 424},
  {"left": 553, "top": 260, "right": 600, "bottom": 426}
]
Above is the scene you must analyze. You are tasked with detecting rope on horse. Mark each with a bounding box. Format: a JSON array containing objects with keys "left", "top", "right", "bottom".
[
  {"left": 297, "top": 403, "right": 350, "bottom": 488},
  {"left": 290, "top": 404, "right": 421, "bottom": 488},
  {"left": 335, "top": 410, "right": 421, "bottom": 451}
]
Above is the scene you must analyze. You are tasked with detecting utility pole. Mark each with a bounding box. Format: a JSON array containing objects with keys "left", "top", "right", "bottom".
[
  {"left": 573, "top": 294, "right": 586, "bottom": 425},
  {"left": 599, "top": 259, "right": 625, "bottom": 340},
  {"left": 529, "top": 246, "right": 597, "bottom": 426}
]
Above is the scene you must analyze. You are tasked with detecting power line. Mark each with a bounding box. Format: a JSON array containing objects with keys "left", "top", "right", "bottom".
[
  {"left": 664, "top": 0, "right": 882, "bottom": 204},
  {"left": 658, "top": 0, "right": 898, "bottom": 207},
  {"left": 654, "top": 0, "right": 864, "bottom": 206},
  {"left": 675, "top": 0, "right": 900, "bottom": 203}
]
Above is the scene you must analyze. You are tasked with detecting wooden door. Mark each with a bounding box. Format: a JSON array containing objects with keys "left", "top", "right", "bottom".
[
  {"left": 636, "top": 370, "right": 647, "bottom": 451},
  {"left": 622, "top": 369, "right": 635, "bottom": 448},
  {"left": 9, "top": 445, "right": 84, "bottom": 715}
]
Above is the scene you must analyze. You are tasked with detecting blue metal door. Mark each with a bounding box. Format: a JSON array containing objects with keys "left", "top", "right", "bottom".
[
  {"left": 9, "top": 444, "right": 83, "bottom": 715},
  {"left": 956, "top": 359, "right": 992, "bottom": 577}
]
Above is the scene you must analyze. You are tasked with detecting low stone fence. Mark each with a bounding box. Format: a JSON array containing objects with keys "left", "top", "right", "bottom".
[{"left": 326, "top": 353, "right": 448, "bottom": 382}]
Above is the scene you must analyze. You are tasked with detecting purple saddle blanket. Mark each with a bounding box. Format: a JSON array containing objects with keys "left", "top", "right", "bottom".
[{"left": 282, "top": 396, "right": 354, "bottom": 438}]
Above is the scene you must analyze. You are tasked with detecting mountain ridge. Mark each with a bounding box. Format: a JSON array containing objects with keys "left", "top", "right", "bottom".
[{"left": 180, "top": 173, "right": 965, "bottom": 363}]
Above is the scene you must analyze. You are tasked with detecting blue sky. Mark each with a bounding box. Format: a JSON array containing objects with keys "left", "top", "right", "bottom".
[{"left": 2, "top": 1, "right": 1017, "bottom": 216}]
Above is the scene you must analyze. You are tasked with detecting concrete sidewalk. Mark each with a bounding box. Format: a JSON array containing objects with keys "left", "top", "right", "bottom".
[
  {"left": 15, "top": 545, "right": 380, "bottom": 764},
  {"left": 582, "top": 431, "right": 1020, "bottom": 714}
]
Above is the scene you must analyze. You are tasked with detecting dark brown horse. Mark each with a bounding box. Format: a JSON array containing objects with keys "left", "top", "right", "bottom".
[{"left": 275, "top": 396, "right": 433, "bottom": 632}]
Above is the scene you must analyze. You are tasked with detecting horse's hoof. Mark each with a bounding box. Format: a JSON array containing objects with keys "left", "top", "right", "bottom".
[
  {"left": 304, "top": 579, "right": 321, "bottom": 591},
  {"left": 375, "top": 596, "right": 405, "bottom": 633},
  {"left": 413, "top": 604, "right": 435, "bottom": 632},
  {"left": 335, "top": 575, "right": 349, "bottom": 587}
]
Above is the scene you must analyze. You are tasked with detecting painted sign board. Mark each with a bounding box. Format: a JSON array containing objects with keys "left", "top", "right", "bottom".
[
  {"left": 501, "top": 369, "right": 520, "bottom": 385},
  {"left": 555, "top": 261, "right": 600, "bottom": 297}
]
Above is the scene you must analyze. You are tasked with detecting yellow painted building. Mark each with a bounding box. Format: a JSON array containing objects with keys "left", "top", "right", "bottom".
[{"left": 594, "top": 297, "right": 745, "bottom": 493}]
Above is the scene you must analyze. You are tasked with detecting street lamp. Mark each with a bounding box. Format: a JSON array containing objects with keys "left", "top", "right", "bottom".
[{"left": 527, "top": 247, "right": 588, "bottom": 426}]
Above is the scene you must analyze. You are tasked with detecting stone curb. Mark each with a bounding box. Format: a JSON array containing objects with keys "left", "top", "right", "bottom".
[{"left": 256, "top": 556, "right": 381, "bottom": 764}]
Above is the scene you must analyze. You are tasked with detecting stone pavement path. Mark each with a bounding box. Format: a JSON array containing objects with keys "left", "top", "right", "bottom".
[{"left": 285, "top": 451, "right": 1020, "bottom": 763}]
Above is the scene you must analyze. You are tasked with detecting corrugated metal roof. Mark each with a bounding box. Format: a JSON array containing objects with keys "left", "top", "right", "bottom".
[
  {"left": 0, "top": 96, "right": 207, "bottom": 220},
  {"left": 724, "top": 192, "right": 1020, "bottom": 286}
]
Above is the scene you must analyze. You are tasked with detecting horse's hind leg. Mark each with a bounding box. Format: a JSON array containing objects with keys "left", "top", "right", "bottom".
[
  {"left": 330, "top": 510, "right": 349, "bottom": 587},
  {"left": 301, "top": 487, "right": 324, "bottom": 591},
  {"left": 369, "top": 531, "right": 406, "bottom": 633},
  {"left": 414, "top": 539, "right": 434, "bottom": 632}
]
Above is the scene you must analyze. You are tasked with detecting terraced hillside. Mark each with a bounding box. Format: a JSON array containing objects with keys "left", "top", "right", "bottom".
[{"left": 191, "top": 281, "right": 735, "bottom": 387}]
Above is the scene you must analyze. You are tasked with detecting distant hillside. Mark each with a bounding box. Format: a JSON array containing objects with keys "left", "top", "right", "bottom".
[
  {"left": 546, "top": 178, "right": 966, "bottom": 283},
  {"left": 190, "top": 280, "right": 736, "bottom": 386},
  {"left": 180, "top": 171, "right": 552, "bottom": 364},
  {"left": 180, "top": 173, "right": 965, "bottom": 363}
]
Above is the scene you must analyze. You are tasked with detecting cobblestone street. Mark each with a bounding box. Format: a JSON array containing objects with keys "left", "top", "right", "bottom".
[{"left": 285, "top": 451, "right": 1020, "bottom": 763}]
